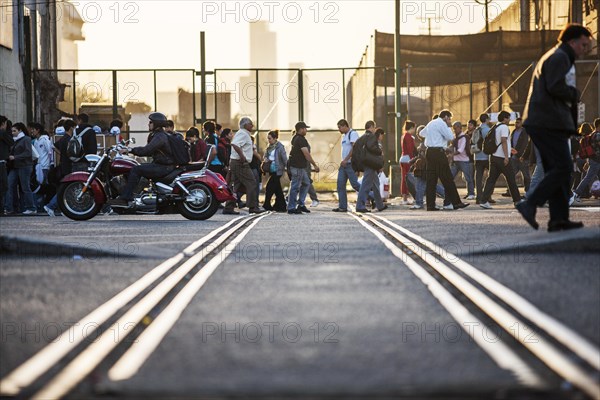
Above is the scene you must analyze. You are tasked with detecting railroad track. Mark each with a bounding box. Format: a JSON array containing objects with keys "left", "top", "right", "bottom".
[
  {"left": 0, "top": 212, "right": 271, "bottom": 399},
  {"left": 349, "top": 210, "right": 600, "bottom": 400}
]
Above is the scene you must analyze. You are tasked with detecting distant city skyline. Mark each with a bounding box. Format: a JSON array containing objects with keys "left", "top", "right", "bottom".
[{"left": 74, "top": 1, "right": 513, "bottom": 72}]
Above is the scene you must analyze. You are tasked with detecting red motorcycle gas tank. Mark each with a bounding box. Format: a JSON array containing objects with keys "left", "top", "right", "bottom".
[{"left": 110, "top": 156, "right": 139, "bottom": 176}]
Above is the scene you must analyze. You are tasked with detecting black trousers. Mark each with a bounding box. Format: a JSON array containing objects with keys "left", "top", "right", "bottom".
[
  {"left": 425, "top": 148, "right": 460, "bottom": 210},
  {"left": 0, "top": 162, "right": 7, "bottom": 213},
  {"left": 263, "top": 173, "right": 286, "bottom": 211},
  {"left": 121, "top": 163, "right": 174, "bottom": 200},
  {"left": 526, "top": 129, "right": 572, "bottom": 222},
  {"left": 481, "top": 156, "right": 521, "bottom": 204},
  {"left": 474, "top": 159, "right": 490, "bottom": 203}
]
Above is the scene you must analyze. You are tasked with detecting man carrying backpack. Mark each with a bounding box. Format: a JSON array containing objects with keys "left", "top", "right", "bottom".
[
  {"left": 69, "top": 113, "right": 97, "bottom": 171},
  {"left": 108, "top": 112, "right": 176, "bottom": 207},
  {"left": 450, "top": 121, "right": 475, "bottom": 200},
  {"left": 479, "top": 111, "right": 522, "bottom": 209}
]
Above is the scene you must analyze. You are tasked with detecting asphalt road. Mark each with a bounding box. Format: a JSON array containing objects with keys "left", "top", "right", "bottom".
[{"left": 0, "top": 194, "right": 599, "bottom": 399}]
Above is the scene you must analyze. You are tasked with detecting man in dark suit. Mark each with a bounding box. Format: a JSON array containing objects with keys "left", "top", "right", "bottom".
[{"left": 518, "top": 23, "right": 592, "bottom": 232}]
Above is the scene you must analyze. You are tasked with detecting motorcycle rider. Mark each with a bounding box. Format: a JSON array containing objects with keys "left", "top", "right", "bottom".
[{"left": 108, "top": 112, "right": 175, "bottom": 207}]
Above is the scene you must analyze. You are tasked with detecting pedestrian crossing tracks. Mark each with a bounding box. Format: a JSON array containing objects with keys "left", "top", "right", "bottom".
[{"left": 0, "top": 211, "right": 598, "bottom": 399}]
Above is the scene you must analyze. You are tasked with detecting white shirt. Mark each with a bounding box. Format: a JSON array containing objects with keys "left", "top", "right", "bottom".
[
  {"left": 34, "top": 135, "right": 54, "bottom": 168},
  {"left": 423, "top": 118, "right": 454, "bottom": 148},
  {"left": 493, "top": 124, "right": 511, "bottom": 159},
  {"left": 341, "top": 129, "right": 358, "bottom": 160},
  {"left": 230, "top": 128, "right": 253, "bottom": 161}
]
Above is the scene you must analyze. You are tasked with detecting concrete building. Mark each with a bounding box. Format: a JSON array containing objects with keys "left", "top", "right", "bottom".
[{"left": 0, "top": 1, "right": 85, "bottom": 125}]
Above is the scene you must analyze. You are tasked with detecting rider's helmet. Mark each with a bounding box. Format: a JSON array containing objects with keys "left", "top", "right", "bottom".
[{"left": 149, "top": 112, "right": 168, "bottom": 129}]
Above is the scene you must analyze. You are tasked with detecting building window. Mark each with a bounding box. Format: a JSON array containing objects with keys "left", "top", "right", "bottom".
[{"left": 0, "top": 1, "right": 13, "bottom": 49}]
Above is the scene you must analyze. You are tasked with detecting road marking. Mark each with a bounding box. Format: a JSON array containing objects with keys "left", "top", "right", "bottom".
[
  {"left": 349, "top": 213, "right": 544, "bottom": 388},
  {"left": 31, "top": 214, "right": 267, "bottom": 400},
  {"left": 0, "top": 215, "right": 248, "bottom": 397},
  {"left": 361, "top": 214, "right": 600, "bottom": 399},
  {"left": 108, "top": 213, "right": 270, "bottom": 381},
  {"left": 370, "top": 214, "right": 600, "bottom": 371}
]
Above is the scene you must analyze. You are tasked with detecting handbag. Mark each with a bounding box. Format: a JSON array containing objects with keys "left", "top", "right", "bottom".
[{"left": 260, "top": 159, "right": 273, "bottom": 174}]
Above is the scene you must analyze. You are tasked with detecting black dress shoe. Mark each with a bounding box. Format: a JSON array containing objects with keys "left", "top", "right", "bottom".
[
  {"left": 297, "top": 205, "right": 311, "bottom": 213},
  {"left": 287, "top": 209, "right": 302, "bottom": 214},
  {"left": 249, "top": 208, "right": 265, "bottom": 214},
  {"left": 332, "top": 208, "right": 348, "bottom": 212},
  {"left": 515, "top": 201, "right": 539, "bottom": 230},
  {"left": 355, "top": 208, "right": 370, "bottom": 213},
  {"left": 223, "top": 209, "right": 240, "bottom": 215},
  {"left": 547, "top": 220, "right": 584, "bottom": 232},
  {"left": 454, "top": 202, "right": 470, "bottom": 209},
  {"left": 426, "top": 208, "right": 440, "bottom": 211},
  {"left": 377, "top": 205, "right": 388, "bottom": 212},
  {"left": 501, "top": 191, "right": 511, "bottom": 197}
]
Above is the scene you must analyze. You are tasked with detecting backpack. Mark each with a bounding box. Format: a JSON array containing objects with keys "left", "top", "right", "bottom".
[
  {"left": 482, "top": 123, "right": 502, "bottom": 155},
  {"left": 453, "top": 134, "right": 472, "bottom": 158},
  {"left": 167, "top": 133, "right": 191, "bottom": 166},
  {"left": 351, "top": 133, "right": 368, "bottom": 172},
  {"left": 579, "top": 134, "right": 597, "bottom": 159},
  {"left": 470, "top": 126, "right": 483, "bottom": 154},
  {"left": 67, "top": 127, "right": 91, "bottom": 162}
]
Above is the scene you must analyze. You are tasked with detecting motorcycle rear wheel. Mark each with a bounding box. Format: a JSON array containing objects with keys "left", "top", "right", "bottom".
[
  {"left": 176, "top": 182, "right": 219, "bottom": 220},
  {"left": 57, "top": 181, "right": 102, "bottom": 221}
]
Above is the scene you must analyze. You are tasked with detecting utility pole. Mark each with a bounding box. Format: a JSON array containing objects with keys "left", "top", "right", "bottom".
[{"left": 475, "top": 0, "right": 492, "bottom": 32}]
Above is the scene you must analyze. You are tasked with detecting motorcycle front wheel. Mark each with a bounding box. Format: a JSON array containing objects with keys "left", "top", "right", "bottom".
[
  {"left": 57, "top": 181, "right": 102, "bottom": 221},
  {"left": 176, "top": 182, "right": 219, "bottom": 220}
]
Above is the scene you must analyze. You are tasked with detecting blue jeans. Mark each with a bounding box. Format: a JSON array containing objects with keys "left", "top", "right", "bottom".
[
  {"left": 357, "top": 167, "right": 383, "bottom": 210},
  {"left": 527, "top": 146, "right": 544, "bottom": 198},
  {"left": 337, "top": 163, "right": 360, "bottom": 209},
  {"left": 574, "top": 158, "right": 600, "bottom": 196},
  {"left": 288, "top": 166, "right": 310, "bottom": 210},
  {"left": 450, "top": 161, "right": 474, "bottom": 196},
  {"left": 6, "top": 166, "right": 35, "bottom": 213},
  {"left": 408, "top": 173, "right": 445, "bottom": 207}
]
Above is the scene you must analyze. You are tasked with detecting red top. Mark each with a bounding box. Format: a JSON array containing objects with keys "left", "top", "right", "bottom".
[{"left": 401, "top": 132, "right": 415, "bottom": 158}]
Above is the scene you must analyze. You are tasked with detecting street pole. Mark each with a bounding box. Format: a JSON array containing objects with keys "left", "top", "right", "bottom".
[
  {"left": 395, "top": 0, "right": 402, "bottom": 151},
  {"left": 200, "top": 31, "right": 207, "bottom": 124}
]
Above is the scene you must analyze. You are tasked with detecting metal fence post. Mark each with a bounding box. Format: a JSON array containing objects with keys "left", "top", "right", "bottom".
[{"left": 112, "top": 70, "right": 118, "bottom": 120}]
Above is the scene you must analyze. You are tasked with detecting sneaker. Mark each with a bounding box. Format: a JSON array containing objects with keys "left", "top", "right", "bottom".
[
  {"left": 479, "top": 202, "right": 493, "bottom": 209},
  {"left": 310, "top": 200, "right": 319, "bottom": 207},
  {"left": 44, "top": 205, "right": 55, "bottom": 217},
  {"left": 573, "top": 194, "right": 582, "bottom": 203},
  {"left": 332, "top": 208, "right": 347, "bottom": 212},
  {"left": 568, "top": 192, "right": 576, "bottom": 206},
  {"left": 22, "top": 209, "right": 37, "bottom": 215},
  {"left": 297, "top": 205, "right": 311, "bottom": 213},
  {"left": 400, "top": 199, "right": 413, "bottom": 205},
  {"left": 442, "top": 204, "right": 454, "bottom": 210},
  {"left": 287, "top": 208, "right": 302, "bottom": 214},
  {"left": 466, "top": 195, "right": 476, "bottom": 200},
  {"left": 409, "top": 204, "right": 423, "bottom": 210}
]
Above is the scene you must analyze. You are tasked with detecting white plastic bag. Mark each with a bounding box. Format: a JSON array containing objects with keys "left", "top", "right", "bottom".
[{"left": 379, "top": 172, "right": 389, "bottom": 200}]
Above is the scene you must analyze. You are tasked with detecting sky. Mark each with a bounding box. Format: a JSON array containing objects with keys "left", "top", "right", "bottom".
[
  {"left": 65, "top": 0, "right": 514, "bottom": 129},
  {"left": 72, "top": 0, "right": 514, "bottom": 71}
]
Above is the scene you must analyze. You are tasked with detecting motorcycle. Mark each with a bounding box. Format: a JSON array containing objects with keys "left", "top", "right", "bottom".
[{"left": 57, "top": 140, "right": 235, "bottom": 221}]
